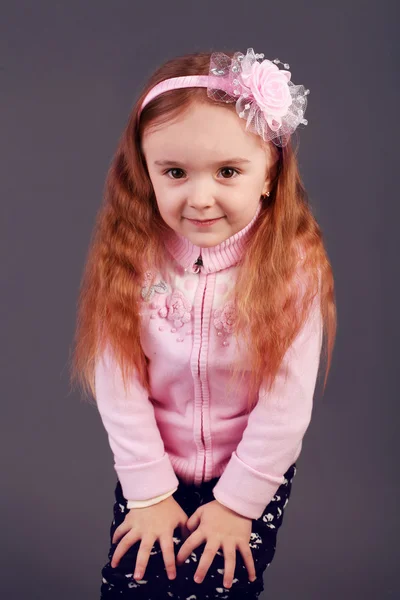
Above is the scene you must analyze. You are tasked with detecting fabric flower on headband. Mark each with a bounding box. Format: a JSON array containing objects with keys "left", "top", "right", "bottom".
[{"left": 207, "top": 48, "right": 310, "bottom": 147}]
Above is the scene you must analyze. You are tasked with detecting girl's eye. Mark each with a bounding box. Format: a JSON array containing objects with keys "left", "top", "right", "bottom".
[
  {"left": 165, "top": 168, "right": 185, "bottom": 179},
  {"left": 219, "top": 167, "right": 239, "bottom": 179},
  {"left": 164, "top": 167, "right": 240, "bottom": 179}
]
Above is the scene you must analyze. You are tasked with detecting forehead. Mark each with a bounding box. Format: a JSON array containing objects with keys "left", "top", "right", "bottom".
[{"left": 141, "top": 101, "right": 266, "bottom": 160}]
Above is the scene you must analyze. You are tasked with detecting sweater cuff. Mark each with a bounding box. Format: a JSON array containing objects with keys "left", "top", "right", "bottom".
[
  {"left": 126, "top": 487, "right": 178, "bottom": 509},
  {"left": 116, "top": 452, "right": 179, "bottom": 501},
  {"left": 212, "top": 453, "right": 285, "bottom": 519}
]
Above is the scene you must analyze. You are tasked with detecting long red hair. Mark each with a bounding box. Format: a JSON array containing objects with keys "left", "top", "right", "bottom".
[{"left": 69, "top": 51, "right": 337, "bottom": 410}]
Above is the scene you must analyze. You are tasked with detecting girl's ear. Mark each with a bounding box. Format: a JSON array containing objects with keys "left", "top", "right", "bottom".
[{"left": 262, "top": 179, "right": 271, "bottom": 195}]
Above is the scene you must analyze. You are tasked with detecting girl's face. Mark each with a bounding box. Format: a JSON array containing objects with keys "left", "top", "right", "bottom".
[{"left": 142, "top": 101, "right": 274, "bottom": 248}]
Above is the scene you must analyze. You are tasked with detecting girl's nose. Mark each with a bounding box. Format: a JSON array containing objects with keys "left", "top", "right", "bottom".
[{"left": 187, "top": 192, "right": 215, "bottom": 210}]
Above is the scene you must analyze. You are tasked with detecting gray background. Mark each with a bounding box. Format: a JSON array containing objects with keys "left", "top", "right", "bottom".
[{"left": 1, "top": 1, "right": 398, "bottom": 598}]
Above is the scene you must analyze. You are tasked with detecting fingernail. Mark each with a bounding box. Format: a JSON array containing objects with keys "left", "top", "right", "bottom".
[
  {"left": 134, "top": 571, "right": 142, "bottom": 579},
  {"left": 194, "top": 576, "right": 200, "bottom": 583}
]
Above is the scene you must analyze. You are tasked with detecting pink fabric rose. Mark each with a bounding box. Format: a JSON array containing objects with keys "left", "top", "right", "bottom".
[
  {"left": 242, "top": 60, "right": 292, "bottom": 131},
  {"left": 214, "top": 300, "right": 236, "bottom": 334},
  {"left": 166, "top": 290, "right": 191, "bottom": 328}
]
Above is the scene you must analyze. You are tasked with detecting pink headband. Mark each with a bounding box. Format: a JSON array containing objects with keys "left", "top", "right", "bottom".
[{"left": 138, "top": 48, "right": 310, "bottom": 148}]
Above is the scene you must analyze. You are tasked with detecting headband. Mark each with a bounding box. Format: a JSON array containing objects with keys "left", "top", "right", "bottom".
[{"left": 138, "top": 48, "right": 310, "bottom": 148}]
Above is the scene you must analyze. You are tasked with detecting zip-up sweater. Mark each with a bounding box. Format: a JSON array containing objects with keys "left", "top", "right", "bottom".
[{"left": 94, "top": 201, "right": 323, "bottom": 519}]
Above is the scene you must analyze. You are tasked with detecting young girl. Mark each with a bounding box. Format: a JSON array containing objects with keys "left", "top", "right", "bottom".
[{"left": 71, "top": 47, "right": 336, "bottom": 599}]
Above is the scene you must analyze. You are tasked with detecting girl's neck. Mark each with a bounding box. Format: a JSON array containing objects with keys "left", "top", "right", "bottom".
[{"left": 164, "top": 200, "right": 263, "bottom": 274}]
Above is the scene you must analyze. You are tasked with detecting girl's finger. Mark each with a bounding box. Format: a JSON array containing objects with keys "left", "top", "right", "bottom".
[
  {"left": 111, "top": 531, "right": 141, "bottom": 568},
  {"left": 179, "top": 514, "right": 190, "bottom": 541},
  {"left": 222, "top": 545, "right": 236, "bottom": 589},
  {"left": 133, "top": 538, "right": 156, "bottom": 580},
  {"left": 159, "top": 535, "right": 177, "bottom": 580},
  {"left": 112, "top": 523, "right": 132, "bottom": 545},
  {"left": 193, "top": 541, "right": 220, "bottom": 584},
  {"left": 238, "top": 541, "right": 257, "bottom": 582},
  {"left": 176, "top": 528, "right": 204, "bottom": 564},
  {"left": 186, "top": 509, "right": 201, "bottom": 532}
]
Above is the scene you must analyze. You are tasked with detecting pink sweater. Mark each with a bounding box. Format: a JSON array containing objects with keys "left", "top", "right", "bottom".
[{"left": 94, "top": 201, "right": 323, "bottom": 519}]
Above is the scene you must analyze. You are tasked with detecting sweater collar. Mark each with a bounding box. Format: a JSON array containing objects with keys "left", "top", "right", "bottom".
[{"left": 164, "top": 200, "right": 263, "bottom": 274}]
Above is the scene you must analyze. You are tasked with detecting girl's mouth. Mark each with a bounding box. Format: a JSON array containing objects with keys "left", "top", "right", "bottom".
[{"left": 187, "top": 217, "right": 223, "bottom": 227}]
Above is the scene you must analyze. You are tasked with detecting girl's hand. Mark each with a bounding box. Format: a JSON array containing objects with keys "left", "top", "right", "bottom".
[
  {"left": 176, "top": 500, "right": 257, "bottom": 589},
  {"left": 111, "top": 495, "right": 189, "bottom": 581}
]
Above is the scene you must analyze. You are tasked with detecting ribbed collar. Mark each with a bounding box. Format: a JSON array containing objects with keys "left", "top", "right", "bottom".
[{"left": 164, "top": 200, "right": 263, "bottom": 274}]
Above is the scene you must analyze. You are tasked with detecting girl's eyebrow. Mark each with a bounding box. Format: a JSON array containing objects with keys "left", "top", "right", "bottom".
[{"left": 154, "top": 158, "right": 251, "bottom": 167}]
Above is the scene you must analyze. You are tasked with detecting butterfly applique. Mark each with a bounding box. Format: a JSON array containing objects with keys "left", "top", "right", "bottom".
[{"left": 140, "top": 271, "right": 169, "bottom": 301}]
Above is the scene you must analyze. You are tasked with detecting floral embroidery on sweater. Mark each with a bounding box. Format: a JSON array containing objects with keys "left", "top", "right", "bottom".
[
  {"left": 214, "top": 300, "right": 236, "bottom": 333},
  {"left": 159, "top": 290, "right": 192, "bottom": 329}
]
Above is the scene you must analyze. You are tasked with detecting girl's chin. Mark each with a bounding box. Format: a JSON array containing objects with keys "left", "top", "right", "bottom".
[{"left": 185, "top": 232, "right": 230, "bottom": 247}]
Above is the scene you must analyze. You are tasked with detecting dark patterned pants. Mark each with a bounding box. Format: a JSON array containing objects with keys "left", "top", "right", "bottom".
[{"left": 100, "top": 463, "right": 297, "bottom": 599}]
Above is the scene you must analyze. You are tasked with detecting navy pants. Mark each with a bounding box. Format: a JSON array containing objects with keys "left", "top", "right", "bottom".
[{"left": 100, "top": 463, "right": 297, "bottom": 599}]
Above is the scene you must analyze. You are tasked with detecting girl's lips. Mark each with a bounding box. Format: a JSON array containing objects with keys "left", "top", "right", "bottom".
[{"left": 187, "top": 217, "right": 223, "bottom": 227}]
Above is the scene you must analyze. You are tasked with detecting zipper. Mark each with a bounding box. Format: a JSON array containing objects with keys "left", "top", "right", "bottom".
[
  {"left": 194, "top": 252, "right": 207, "bottom": 482},
  {"left": 198, "top": 338, "right": 206, "bottom": 482},
  {"left": 193, "top": 255, "right": 203, "bottom": 273}
]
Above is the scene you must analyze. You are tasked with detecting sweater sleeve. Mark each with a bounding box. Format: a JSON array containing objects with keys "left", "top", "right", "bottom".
[
  {"left": 126, "top": 487, "right": 178, "bottom": 509},
  {"left": 94, "top": 344, "right": 179, "bottom": 501},
  {"left": 212, "top": 285, "right": 324, "bottom": 520}
]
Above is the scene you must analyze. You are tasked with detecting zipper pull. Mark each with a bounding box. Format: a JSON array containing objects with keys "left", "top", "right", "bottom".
[{"left": 192, "top": 255, "right": 203, "bottom": 273}]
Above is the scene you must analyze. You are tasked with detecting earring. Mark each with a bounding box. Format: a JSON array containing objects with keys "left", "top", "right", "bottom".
[{"left": 261, "top": 192, "right": 270, "bottom": 199}]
